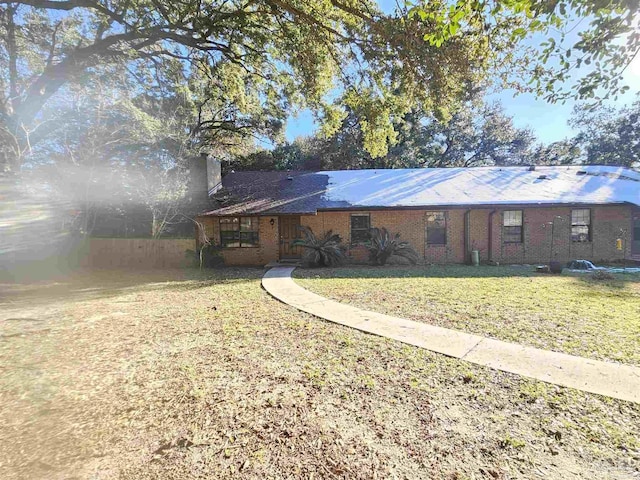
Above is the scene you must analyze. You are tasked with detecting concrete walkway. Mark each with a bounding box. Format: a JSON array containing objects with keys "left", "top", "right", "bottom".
[{"left": 262, "top": 267, "right": 640, "bottom": 403}]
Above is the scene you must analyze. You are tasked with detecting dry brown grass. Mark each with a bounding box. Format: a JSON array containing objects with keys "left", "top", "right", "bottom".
[{"left": 1, "top": 268, "right": 639, "bottom": 480}]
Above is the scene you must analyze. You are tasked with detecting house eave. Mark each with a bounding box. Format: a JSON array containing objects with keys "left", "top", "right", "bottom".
[
  {"left": 315, "top": 201, "right": 633, "bottom": 213},
  {"left": 196, "top": 201, "right": 635, "bottom": 218}
]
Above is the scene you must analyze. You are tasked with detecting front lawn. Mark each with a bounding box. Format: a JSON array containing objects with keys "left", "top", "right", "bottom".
[
  {"left": 1, "top": 268, "right": 639, "bottom": 479},
  {"left": 295, "top": 265, "right": 640, "bottom": 366}
]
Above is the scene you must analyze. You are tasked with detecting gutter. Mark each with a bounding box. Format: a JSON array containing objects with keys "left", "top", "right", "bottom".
[
  {"left": 314, "top": 202, "right": 631, "bottom": 212},
  {"left": 198, "top": 201, "right": 637, "bottom": 217},
  {"left": 488, "top": 209, "right": 497, "bottom": 263},
  {"left": 464, "top": 209, "right": 471, "bottom": 264}
]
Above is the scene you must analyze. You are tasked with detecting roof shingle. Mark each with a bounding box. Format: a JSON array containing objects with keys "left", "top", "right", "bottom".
[{"left": 202, "top": 166, "right": 640, "bottom": 216}]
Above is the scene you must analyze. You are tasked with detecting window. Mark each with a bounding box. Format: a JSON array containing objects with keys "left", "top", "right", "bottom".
[
  {"left": 571, "top": 209, "right": 591, "bottom": 242},
  {"left": 426, "top": 211, "right": 447, "bottom": 245},
  {"left": 350, "top": 214, "right": 370, "bottom": 244},
  {"left": 503, "top": 210, "right": 523, "bottom": 243},
  {"left": 220, "top": 217, "right": 259, "bottom": 247}
]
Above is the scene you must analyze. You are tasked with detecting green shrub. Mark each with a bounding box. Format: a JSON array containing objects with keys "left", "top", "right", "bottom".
[
  {"left": 293, "top": 226, "right": 345, "bottom": 267},
  {"left": 199, "top": 244, "right": 224, "bottom": 268},
  {"left": 367, "top": 227, "right": 419, "bottom": 266}
]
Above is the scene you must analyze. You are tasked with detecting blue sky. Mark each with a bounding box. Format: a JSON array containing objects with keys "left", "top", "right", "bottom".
[{"left": 285, "top": 1, "right": 640, "bottom": 146}]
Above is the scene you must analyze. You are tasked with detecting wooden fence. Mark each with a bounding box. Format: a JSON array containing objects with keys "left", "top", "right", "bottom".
[{"left": 81, "top": 238, "right": 196, "bottom": 269}]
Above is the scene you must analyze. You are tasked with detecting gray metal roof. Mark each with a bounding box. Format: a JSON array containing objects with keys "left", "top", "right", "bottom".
[{"left": 202, "top": 165, "right": 640, "bottom": 216}]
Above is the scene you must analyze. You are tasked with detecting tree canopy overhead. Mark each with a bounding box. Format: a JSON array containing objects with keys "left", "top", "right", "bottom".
[
  {"left": 232, "top": 92, "right": 640, "bottom": 172},
  {"left": 0, "top": 0, "right": 503, "bottom": 171},
  {"left": 408, "top": 0, "right": 640, "bottom": 103},
  {"left": 1, "top": 0, "right": 638, "bottom": 173}
]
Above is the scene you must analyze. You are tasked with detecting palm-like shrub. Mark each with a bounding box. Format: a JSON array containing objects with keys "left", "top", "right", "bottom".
[
  {"left": 367, "top": 227, "right": 419, "bottom": 266},
  {"left": 293, "top": 226, "right": 346, "bottom": 267}
]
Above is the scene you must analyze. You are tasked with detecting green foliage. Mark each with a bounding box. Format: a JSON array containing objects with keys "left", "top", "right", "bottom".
[
  {"left": 234, "top": 94, "right": 539, "bottom": 170},
  {"left": 530, "top": 139, "right": 581, "bottom": 166},
  {"left": 408, "top": 0, "right": 640, "bottom": 103},
  {"left": 569, "top": 97, "right": 640, "bottom": 168},
  {"left": 226, "top": 137, "right": 321, "bottom": 174},
  {"left": 400, "top": 100, "right": 536, "bottom": 167},
  {"left": 293, "top": 226, "right": 345, "bottom": 268},
  {"left": 1, "top": 0, "right": 636, "bottom": 176},
  {"left": 20, "top": 73, "right": 196, "bottom": 237},
  {"left": 232, "top": 90, "right": 639, "bottom": 171},
  {"left": 500, "top": 435, "right": 526, "bottom": 449},
  {"left": 199, "top": 243, "right": 224, "bottom": 269},
  {"left": 367, "top": 227, "right": 419, "bottom": 266},
  {"left": 0, "top": 0, "right": 514, "bottom": 171}
]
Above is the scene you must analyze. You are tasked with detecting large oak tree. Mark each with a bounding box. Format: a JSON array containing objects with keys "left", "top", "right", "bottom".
[
  {"left": 2, "top": 0, "right": 638, "bottom": 173},
  {"left": 0, "top": 0, "right": 503, "bottom": 172}
]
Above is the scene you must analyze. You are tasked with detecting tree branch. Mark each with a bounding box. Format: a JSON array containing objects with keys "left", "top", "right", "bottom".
[
  {"left": 2, "top": 0, "right": 132, "bottom": 27},
  {"left": 5, "top": 4, "right": 19, "bottom": 105},
  {"left": 46, "top": 21, "right": 62, "bottom": 67}
]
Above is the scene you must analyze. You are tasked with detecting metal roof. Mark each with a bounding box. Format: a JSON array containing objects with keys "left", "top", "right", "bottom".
[{"left": 202, "top": 165, "right": 640, "bottom": 216}]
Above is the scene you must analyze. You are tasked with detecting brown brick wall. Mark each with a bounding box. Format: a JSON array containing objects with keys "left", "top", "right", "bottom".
[
  {"left": 300, "top": 210, "right": 467, "bottom": 265},
  {"left": 468, "top": 209, "right": 492, "bottom": 263},
  {"left": 301, "top": 211, "right": 369, "bottom": 263},
  {"left": 200, "top": 204, "right": 633, "bottom": 266},
  {"left": 197, "top": 215, "right": 279, "bottom": 266},
  {"left": 487, "top": 205, "right": 631, "bottom": 264}
]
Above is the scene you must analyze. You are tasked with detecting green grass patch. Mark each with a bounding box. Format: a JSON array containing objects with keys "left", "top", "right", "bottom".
[{"left": 295, "top": 265, "right": 640, "bottom": 365}]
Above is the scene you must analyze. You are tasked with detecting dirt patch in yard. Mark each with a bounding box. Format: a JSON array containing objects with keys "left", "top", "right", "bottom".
[{"left": 1, "top": 268, "right": 639, "bottom": 479}]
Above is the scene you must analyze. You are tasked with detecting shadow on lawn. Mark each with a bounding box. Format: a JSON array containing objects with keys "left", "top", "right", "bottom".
[
  {"left": 570, "top": 273, "right": 640, "bottom": 290},
  {"left": 0, "top": 266, "right": 264, "bottom": 310}
]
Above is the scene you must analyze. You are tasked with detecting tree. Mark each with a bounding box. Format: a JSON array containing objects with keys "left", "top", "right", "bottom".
[
  {"left": 20, "top": 67, "right": 225, "bottom": 237},
  {"left": 225, "top": 136, "right": 321, "bottom": 173},
  {"left": 529, "top": 139, "right": 581, "bottom": 165},
  {"left": 569, "top": 98, "right": 640, "bottom": 167},
  {"left": 399, "top": 101, "right": 536, "bottom": 167},
  {"left": 0, "top": 0, "right": 522, "bottom": 172},
  {"left": 2, "top": 0, "right": 637, "bottom": 173},
  {"left": 262, "top": 96, "right": 537, "bottom": 170},
  {"left": 408, "top": 0, "right": 640, "bottom": 103}
]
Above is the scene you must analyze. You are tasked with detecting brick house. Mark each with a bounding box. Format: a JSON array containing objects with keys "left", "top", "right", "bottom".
[{"left": 195, "top": 161, "right": 640, "bottom": 266}]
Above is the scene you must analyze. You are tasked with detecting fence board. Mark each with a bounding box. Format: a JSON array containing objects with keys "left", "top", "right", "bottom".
[{"left": 82, "top": 238, "right": 196, "bottom": 269}]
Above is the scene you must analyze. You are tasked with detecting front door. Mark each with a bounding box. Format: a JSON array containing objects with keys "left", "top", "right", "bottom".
[
  {"left": 632, "top": 216, "right": 640, "bottom": 256},
  {"left": 279, "top": 216, "right": 302, "bottom": 259}
]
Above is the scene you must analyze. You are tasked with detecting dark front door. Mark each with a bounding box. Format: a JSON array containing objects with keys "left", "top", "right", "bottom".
[
  {"left": 279, "top": 216, "right": 302, "bottom": 259},
  {"left": 633, "top": 216, "right": 640, "bottom": 256}
]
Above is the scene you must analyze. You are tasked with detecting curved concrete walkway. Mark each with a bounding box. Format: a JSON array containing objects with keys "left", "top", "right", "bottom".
[{"left": 263, "top": 267, "right": 640, "bottom": 403}]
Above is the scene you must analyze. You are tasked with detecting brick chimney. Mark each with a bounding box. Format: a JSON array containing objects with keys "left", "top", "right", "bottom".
[
  {"left": 189, "top": 153, "right": 222, "bottom": 201},
  {"left": 188, "top": 153, "right": 208, "bottom": 199},
  {"left": 206, "top": 155, "right": 222, "bottom": 196}
]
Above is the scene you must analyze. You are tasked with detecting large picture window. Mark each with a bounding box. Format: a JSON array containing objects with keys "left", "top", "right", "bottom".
[
  {"left": 220, "top": 217, "right": 259, "bottom": 247},
  {"left": 503, "top": 210, "right": 523, "bottom": 243},
  {"left": 426, "top": 211, "right": 447, "bottom": 245},
  {"left": 350, "top": 214, "right": 370, "bottom": 244},
  {"left": 571, "top": 209, "right": 591, "bottom": 242}
]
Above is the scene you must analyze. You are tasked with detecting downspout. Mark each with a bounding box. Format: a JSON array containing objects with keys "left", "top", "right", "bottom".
[
  {"left": 488, "top": 210, "right": 497, "bottom": 264},
  {"left": 464, "top": 209, "right": 471, "bottom": 264}
]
